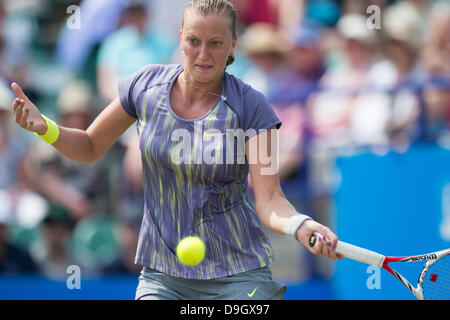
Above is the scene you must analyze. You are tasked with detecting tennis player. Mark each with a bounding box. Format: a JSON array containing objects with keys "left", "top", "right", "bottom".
[{"left": 11, "top": 0, "right": 341, "bottom": 300}]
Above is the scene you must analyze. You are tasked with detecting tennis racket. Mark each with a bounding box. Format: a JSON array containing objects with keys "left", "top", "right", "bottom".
[{"left": 309, "top": 233, "right": 450, "bottom": 300}]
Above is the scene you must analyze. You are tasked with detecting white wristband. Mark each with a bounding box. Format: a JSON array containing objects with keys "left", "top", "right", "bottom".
[{"left": 284, "top": 214, "right": 312, "bottom": 241}]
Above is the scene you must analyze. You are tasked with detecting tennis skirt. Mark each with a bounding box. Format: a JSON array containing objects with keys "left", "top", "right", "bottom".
[{"left": 135, "top": 266, "right": 286, "bottom": 300}]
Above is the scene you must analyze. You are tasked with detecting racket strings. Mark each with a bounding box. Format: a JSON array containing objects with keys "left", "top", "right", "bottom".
[{"left": 422, "top": 255, "right": 450, "bottom": 300}]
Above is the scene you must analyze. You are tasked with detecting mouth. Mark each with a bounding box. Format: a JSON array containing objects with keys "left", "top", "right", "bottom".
[{"left": 195, "top": 64, "right": 213, "bottom": 71}]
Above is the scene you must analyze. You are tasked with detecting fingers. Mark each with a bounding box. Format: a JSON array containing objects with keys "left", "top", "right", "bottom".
[
  {"left": 13, "top": 98, "right": 24, "bottom": 122},
  {"left": 11, "top": 82, "right": 27, "bottom": 101},
  {"left": 13, "top": 98, "right": 32, "bottom": 129},
  {"left": 311, "top": 232, "right": 340, "bottom": 261},
  {"left": 322, "top": 228, "right": 338, "bottom": 251},
  {"left": 11, "top": 82, "right": 29, "bottom": 127},
  {"left": 297, "top": 219, "right": 343, "bottom": 261},
  {"left": 12, "top": 97, "right": 19, "bottom": 113},
  {"left": 321, "top": 228, "right": 339, "bottom": 261},
  {"left": 316, "top": 233, "right": 334, "bottom": 260}
]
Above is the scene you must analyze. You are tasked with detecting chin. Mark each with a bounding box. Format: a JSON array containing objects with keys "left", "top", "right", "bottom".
[{"left": 191, "top": 68, "right": 220, "bottom": 83}]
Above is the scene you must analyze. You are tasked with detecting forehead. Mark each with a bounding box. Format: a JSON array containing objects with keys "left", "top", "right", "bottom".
[{"left": 182, "top": 11, "right": 233, "bottom": 38}]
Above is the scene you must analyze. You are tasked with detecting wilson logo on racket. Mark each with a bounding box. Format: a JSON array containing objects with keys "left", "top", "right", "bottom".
[
  {"left": 309, "top": 232, "right": 450, "bottom": 300},
  {"left": 407, "top": 254, "right": 437, "bottom": 262},
  {"left": 430, "top": 274, "right": 438, "bottom": 283}
]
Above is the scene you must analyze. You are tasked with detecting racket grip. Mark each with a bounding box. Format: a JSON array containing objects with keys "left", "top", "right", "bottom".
[{"left": 309, "top": 233, "right": 385, "bottom": 267}]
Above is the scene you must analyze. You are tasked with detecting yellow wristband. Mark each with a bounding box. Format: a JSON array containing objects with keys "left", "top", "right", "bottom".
[{"left": 35, "top": 115, "right": 60, "bottom": 144}]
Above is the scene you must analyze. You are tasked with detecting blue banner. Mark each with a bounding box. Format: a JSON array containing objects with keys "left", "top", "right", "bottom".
[{"left": 332, "top": 143, "right": 450, "bottom": 299}]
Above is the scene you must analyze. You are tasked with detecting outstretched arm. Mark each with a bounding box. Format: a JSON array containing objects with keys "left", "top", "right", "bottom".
[
  {"left": 247, "top": 127, "right": 342, "bottom": 261},
  {"left": 11, "top": 82, "right": 136, "bottom": 164}
]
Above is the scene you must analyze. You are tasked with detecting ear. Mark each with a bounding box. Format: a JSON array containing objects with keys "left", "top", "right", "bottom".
[
  {"left": 179, "top": 28, "right": 185, "bottom": 53},
  {"left": 230, "top": 35, "right": 238, "bottom": 55}
]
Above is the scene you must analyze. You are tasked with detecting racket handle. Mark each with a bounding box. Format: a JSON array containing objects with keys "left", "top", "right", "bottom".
[{"left": 309, "top": 233, "right": 385, "bottom": 267}]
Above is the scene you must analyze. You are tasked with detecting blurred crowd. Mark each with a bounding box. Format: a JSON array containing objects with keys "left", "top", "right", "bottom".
[{"left": 0, "top": 0, "right": 449, "bottom": 280}]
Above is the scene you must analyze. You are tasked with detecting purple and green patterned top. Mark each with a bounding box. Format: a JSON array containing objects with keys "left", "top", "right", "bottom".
[{"left": 119, "top": 64, "right": 282, "bottom": 279}]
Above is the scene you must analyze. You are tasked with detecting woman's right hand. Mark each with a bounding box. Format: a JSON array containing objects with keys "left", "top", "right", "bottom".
[{"left": 11, "top": 82, "right": 47, "bottom": 135}]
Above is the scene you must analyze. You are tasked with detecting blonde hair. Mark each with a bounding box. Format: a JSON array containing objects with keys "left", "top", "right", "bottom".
[{"left": 182, "top": 0, "right": 237, "bottom": 66}]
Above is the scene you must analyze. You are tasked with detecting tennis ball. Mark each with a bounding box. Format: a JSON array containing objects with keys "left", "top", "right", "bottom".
[{"left": 176, "top": 236, "right": 206, "bottom": 266}]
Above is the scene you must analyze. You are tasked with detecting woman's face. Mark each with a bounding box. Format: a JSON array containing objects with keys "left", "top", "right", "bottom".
[{"left": 180, "top": 12, "right": 237, "bottom": 84}]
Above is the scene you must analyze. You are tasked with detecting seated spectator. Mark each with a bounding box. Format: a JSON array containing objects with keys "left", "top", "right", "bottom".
[
  {"left": 422, "top": 76, "right": 450, "bottom": 139},
  {"left": 0, "top": 201, "right": 37, "bottom": 275},
  {"left": 240, "top": 23, "right": 290, "bottom": 99},
  {"left": 96, "top": 2, "right": 176, "bottom": 101},
  {"left": 374, "top": 1, "right": 425, "bottom": 149},
  {"left": 321, "top": 13, "right": 378, "bottom": 92},
  {"left": 419, "top": 2, "right": 450, "bottom": 76},
  {"left": 277, "top": 0, "right": 305, "bottom": 35},
  {"left": 30, "top": 204, "right": 76, "bottom": 280},
  {"left": 376, "top": 1, "right": 423, "bottom": 86},
  {"left": 101, "top": 214, "right": 141, "bottom": 275},
  {"left": 270, "top": 20, "right": 326, "bottom": 106},
  {"left": 308, "top": 13, "right": 385, "bottom": 147},
  {"left": 56, "top": 0, "right": 131, "bottom": 70},
  {"left": 0, "top": 81, "right": 48, "bottom": 231},
  {"left": 418, "top": 2, "right": 450, "bottom": 139},
  {"left": 310, "top": 3, "right": 425, "bottom": 152}
]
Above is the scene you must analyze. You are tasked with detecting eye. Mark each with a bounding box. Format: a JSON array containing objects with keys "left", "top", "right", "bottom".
[
  {"left": 188, "top": 38, "right": 199, "bottom": 46},
  {"left": 210, "top": 41, "right": 223, "bottom": 47}
]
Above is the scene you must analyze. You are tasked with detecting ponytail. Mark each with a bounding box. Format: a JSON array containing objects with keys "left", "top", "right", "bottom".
[{"left": 226, "top": 55, "right": 235, "bottom": 67}]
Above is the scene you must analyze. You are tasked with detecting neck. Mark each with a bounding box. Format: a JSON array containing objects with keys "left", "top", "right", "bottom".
[{"left": 179, "top": 71, "right": 223, "bottom": 101}]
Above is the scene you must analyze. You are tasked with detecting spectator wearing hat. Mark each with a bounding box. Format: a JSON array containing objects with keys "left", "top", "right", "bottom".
[
  {"left": 321, "top": 13, "right": 378, "bottom": 91},
  {"left": 307, "top": 13, "right": 387, "bottom": 148},
  {"left": 241, "top": 23, "right": 290, "bottom": 99},
  {"left": 417, "top": 2, "right": 450, "bottom": 140},
  {"left": 419, "top": 2, "right": 450, "bottom": 76},
  {"left": 270, "top": 20, "right": 326, "bottom": 106},
  {"left": 380, "top": 1, "right": 423, "bottom": 84},
  {"left": 354, "top": 1, "right": 423, "bottom": 150}
]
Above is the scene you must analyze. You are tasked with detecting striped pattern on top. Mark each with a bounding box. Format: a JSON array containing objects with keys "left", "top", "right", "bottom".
[{"left": 120, "top": 64, "right": 280, "bottom": 279}]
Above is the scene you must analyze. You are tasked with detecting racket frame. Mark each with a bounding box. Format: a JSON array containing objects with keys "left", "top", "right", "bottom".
[
  {"left": 381, "top": 250, "right": 449, "bottom": 300},
  {"left": 310, "top": 233, "right": 450, "bottom": 300}
]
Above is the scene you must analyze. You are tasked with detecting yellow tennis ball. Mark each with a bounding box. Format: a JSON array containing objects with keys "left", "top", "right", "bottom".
[{"left": 176, "top": 236, "right": 206, "bottom": 266}]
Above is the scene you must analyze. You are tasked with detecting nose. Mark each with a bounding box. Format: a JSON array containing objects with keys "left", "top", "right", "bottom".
[{"left": 198, "top": 44, "right": 210, "bottom": 60}]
